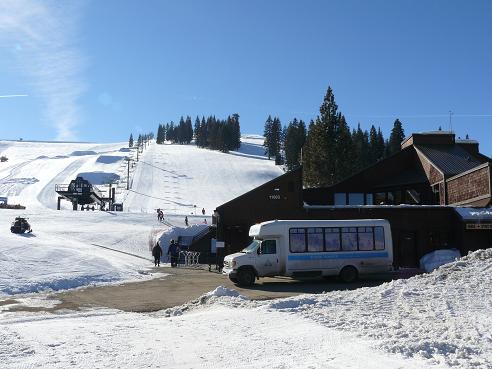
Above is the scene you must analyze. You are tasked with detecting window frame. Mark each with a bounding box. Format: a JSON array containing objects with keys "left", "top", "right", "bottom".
[{"left": 288, "top": 226, "right": 386, "bottom": 253}]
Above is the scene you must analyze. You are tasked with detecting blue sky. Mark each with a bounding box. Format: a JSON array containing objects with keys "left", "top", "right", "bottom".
[{"left": 1, "top": 0, "right": 491, "bottom": 154}]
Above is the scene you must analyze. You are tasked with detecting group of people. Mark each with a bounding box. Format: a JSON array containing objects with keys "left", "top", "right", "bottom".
[
  {"left": 152, "top": 239, "right": 181, "bottom": 267},
  {"left": 156, "top": 207, "right": 207, "bottom": 225}
]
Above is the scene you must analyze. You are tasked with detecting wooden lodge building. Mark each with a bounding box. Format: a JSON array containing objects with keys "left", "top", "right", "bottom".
[{"left": 213, "top": 131, "right": 492, "bottom": 268}]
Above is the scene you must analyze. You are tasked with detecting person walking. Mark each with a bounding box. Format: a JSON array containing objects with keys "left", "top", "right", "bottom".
[
  {"left": 167, "top": 240, "right": 180, "bottom": 267},
  {"left": 152, "top": 241, "right": 163, "bottom": 267},
  {"left": 201, "top": 208, "right": 205, "bottom": 215},
  {"left": 185, "top": 216, "right": 188, "bottom": 226}
]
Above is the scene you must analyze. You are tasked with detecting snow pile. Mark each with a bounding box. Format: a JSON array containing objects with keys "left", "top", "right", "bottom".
[
  {"left": 259, "top": 249, "right": 492, "bottom": 368},
  {"left": 159, "top": 286, "right": 248, "bottom": 317},
  {"left": 206, "top": 285, "right": 241, "bottom": 298},
  {"left": 156, "top": 223, "right": 208, "bottom": 256},
  {"left": 420, "top": 249, "right": 461, "bottom": 272}
]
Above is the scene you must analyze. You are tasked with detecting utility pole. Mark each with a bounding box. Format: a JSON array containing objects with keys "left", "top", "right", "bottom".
[{"left": 126, "top": 158, "right": 131, "bottom": 190}]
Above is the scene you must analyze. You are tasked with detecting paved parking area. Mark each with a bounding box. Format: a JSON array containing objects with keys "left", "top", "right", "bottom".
[{"left": 2, "top": 266, "right": 394, "bottom": 313}]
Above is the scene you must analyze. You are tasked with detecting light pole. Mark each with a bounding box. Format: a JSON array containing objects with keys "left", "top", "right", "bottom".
[{"left": 125, "top": 157, "right": 133, "bottom": 190}]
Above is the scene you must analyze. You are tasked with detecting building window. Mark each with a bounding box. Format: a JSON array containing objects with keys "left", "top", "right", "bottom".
[
  {"left": 307, "top": 228, "right": 324, "bottom": 252},
  {"left": 374, "top": 192, "right": 386, "bottom": 205},
  {"left": 289, "top": 228, "right": 306, "bottom": 253},
  {"left": 334, "top": 193, "right": 346, "bottom": 205},
  {"left": 348, "top": 193, "right": 364, "bottom": 205}
]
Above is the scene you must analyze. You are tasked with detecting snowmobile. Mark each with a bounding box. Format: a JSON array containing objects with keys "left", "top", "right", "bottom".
[{"left": 10, "top": 217, "right": 32, "bottom": 234}]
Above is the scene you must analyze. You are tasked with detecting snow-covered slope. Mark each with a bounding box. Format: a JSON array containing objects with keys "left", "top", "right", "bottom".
[
  {"left": 123, "top": 141, "right": 283, "bottom": 214},
  {"left": 0, "top": 138, "right": 282, "bottom": 296}
]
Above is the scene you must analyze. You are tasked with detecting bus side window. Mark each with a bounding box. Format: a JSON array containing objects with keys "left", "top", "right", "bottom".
[
  {"left": 374, "top": 227, "right": 385, "bottom": 250},
  {"left": 324, "top": 228, "right": 341, "bottom": 251},
  {"left": 358, "top": 227, "right": 374, "bottom": 251},
  {"left": 307, "top": 228, "right": 323, "bottom": 252},
  {"left": 341, "top": 227, "right": 357, "bottom": 251},
  {"left": 289, "top": 228, "right": 306, "bottom": 253}
]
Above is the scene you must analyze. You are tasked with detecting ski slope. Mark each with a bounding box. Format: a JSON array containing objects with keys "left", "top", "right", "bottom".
[
  {"left": 0, "top": 137, "right": 283, "bottom": 296},
  {"left": 124, "top": 139, "right": 282, "bottom": 214}
]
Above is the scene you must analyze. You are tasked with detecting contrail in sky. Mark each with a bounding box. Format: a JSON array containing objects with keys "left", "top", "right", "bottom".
[
  {"left": 0, "top": 94, "right": 29, "bottom": 98},
  {"left": 0, "top": 0, "right": 86, "bottom": 141}
]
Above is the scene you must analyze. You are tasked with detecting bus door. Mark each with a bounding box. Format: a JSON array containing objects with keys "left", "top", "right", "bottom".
[{"left": 256, "top": 239, "right": 280, "bottom": 276}]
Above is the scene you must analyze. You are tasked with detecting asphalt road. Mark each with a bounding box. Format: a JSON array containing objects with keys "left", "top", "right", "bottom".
[{"left": 3, "top": 266, "right": 394, "bottom": 313}]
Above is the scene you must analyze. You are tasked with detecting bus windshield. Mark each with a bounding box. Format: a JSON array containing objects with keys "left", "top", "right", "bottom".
[{"left": 241, "top": 240, "right": 260, "bottom": 253}]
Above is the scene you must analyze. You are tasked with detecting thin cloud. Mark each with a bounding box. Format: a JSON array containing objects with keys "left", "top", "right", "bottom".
[
  {"left": 0, "top": 0, "right": 86, "bottom": 141},
  {"left": 0, "top": 94, "right": 29, "bottom": 98}
]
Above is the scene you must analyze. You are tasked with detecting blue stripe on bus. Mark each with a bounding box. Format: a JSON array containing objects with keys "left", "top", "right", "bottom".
[{"left": 288, "top": 252, "right": 389, "bottom": 261}]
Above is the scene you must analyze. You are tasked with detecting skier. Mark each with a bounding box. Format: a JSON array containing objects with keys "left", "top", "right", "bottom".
[
  {"left": 185, "top": 216, "right": 188, "bottom": 226},
  {"left": 167, "top": 240, "right": 180, "bottom": 267},
  {"left": 152, "top": 241, "right": 163, "bottom": 267},
  {"left": 201, "top": 208, "right": 205, "bottom": 215}
]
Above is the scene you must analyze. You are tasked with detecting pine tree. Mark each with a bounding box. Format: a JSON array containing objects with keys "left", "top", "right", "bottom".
[
  {"left": 352, "top": 124, "right": 371, "bottom": 171},
  {"left": 387, "top": 119, "right": 405, "bottom": 156},
  {"left": 129, "top": 133, "right": 134, "bottom": 148},
  {"left": 194, "top": 116, "right": 201, "bottom": 145},
  {"left": 263, "top": 115, "right": 274, "bottom": 159},
  {"left": 231, "top": 113, "right": 241, "bottom": 150},
  {"left": 185, "top": 116, "right": 193, "bottom": 143},
  {"left": 336, "top": 114, "right": 355, "bottom": 180},
  {"left": 283, "top": 118, "right": 306, "bottom": 171},
  {"left": 376, "top": 127, "right": 386, "bottom": 160},
  {"left": 303, "top": 86, "right": 339, "bottom": 186}
]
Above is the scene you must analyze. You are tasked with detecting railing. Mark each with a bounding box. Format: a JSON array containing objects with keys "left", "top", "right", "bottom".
[
  {"left": 55, "top": 184, "right": 70, "bottom": 192},
  {"left": 178, "top": 251, "right": 201, "bottom": 267}
]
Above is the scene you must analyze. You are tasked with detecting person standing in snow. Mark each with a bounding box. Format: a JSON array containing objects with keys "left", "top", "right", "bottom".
[
  {"left": 201, "top": 208, "right": 205, "bottom": 215},
  {"left": 152, "top": 241, "right": 163, "bottom": 267},
  {"left": 185, "top": 216, "right": 188, "bottom": 226},
  {"left": 168, "top": 240, "right": 180, "bottom": 267}
]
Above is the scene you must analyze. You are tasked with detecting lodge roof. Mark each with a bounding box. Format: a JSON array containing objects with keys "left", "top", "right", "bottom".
[{"left": 415, "top": 144, "right": 483, "bottom": 176}]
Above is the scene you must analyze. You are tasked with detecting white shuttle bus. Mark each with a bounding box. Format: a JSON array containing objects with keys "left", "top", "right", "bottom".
[{"left": 223, "top": 219, "right": 393, "bottom": 286}]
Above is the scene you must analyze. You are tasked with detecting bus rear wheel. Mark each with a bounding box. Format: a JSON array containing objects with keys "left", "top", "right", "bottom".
[
  {"left": 339, "top": 266, "right": 358, "bottom": 283},
  {"left": 237, "top": 269, "right": 255, "bottom": 286}
]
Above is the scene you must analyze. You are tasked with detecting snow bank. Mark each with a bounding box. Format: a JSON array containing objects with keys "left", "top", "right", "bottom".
[
  {"left": 156, "top": 224, "right": 208, "bottom": 256},
  {"left": 420, "top": 249, "right": 461, "bottom": 272},
  {"left": 258, "top": 249, "right": 492, "bottom": 369},
  {"left": 205, "top": 286, "right": 241, "bottom": 298}
]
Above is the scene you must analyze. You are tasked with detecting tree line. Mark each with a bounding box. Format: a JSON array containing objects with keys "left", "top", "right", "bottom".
[
  {"left": 128, "top": 132, "right": 154, "bottom": 148},
  {"left": 263, "top": 86, "right": 405, "bottom": 187},
  {"left": 155, "top": 114, "right": 241, "bottom": 152}
]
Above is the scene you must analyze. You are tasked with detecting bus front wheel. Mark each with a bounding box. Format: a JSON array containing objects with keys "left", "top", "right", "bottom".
[
  {"left": 339, "top": 266, "right": 358, "bottom": 283},
  {"left": 237, "top": 269, "right": 255, "bottom": 286}
]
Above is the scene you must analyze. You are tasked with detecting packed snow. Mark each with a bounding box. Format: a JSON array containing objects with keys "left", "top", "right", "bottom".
[
  {"left": 1, "top": 138, "right": 491, "bottom": 368},
  {"left": 2, "top": 250, "right": 490, "bottom": 368}
]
